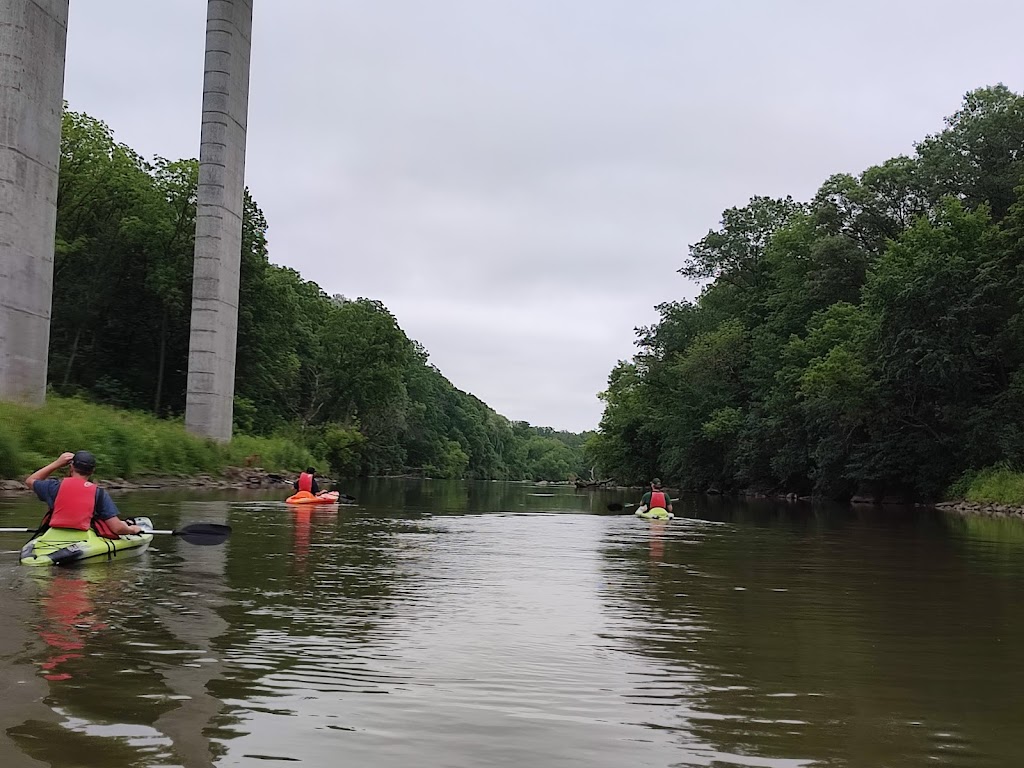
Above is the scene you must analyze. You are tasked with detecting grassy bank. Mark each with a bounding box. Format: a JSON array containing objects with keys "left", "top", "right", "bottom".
[
  {"left": 0, "top": 396, "right": 323, "bottom": 481},
  {"left": 955, "top": 468, "right": 1024, "bottom": 506}
]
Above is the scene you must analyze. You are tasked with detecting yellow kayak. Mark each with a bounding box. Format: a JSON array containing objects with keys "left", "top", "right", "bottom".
[
  {"left": 635, "top": 507, "right": 674, "bottom": 521},
  {"left": 20, "top": 517, "right": 154, "bottom": 566}
]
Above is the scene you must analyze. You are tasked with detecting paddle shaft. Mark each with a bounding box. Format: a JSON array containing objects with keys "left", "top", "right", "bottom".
[
  {"left": 0, "top": 522, "right": 231, "bottom": 545},
  {"left": 0, "top": 527, "right": 180, "bottom": 535}
]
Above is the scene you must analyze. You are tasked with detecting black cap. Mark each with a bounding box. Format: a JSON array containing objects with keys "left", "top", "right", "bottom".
[
  {"left": 306, "top": 467, "right": 316, "bottom": 475},
  {"left": 72, "top": 450, "right": 97, "bottom": 474},
  {"left": 651, "top": 478, "right": 662, "bottom": 488}
]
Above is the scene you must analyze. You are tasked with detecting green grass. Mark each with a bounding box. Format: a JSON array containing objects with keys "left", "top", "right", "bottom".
[
  {"left": 0, "top": 396, "right": 324, "bottom": 480},
  {"left": 961, "top": 468, "right": 1024, "bottom": 505}
]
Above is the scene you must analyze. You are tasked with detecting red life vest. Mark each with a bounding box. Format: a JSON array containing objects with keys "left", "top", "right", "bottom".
[
  {"left": 50, "top": 477, "right": 99, "bottom": 531},
  {"left": 298, "top": 472, "right": 314, "bottom": 492},
  {"left": 649, "top": 491, "right": 667, "bottom": 509}
]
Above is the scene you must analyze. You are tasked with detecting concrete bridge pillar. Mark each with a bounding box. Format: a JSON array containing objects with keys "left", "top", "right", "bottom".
[
  {"left": 185, "top": 0, "right": 253, "bottom": 441},
  {"left": 0, "top": 0, "right": 69, "bottom": 405}
]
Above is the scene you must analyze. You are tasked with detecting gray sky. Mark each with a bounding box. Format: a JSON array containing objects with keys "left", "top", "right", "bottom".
[{"left": 64, "top": 1, "right": 1024, "bottom": 432}]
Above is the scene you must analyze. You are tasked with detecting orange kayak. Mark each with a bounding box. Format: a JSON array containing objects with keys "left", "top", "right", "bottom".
[{"left": 285, "top": 491, "right": 340, "bottom": 505}]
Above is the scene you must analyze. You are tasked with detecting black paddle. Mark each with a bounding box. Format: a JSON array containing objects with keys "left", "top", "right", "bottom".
[
  {"left": 0, "top": 522, "right": 232, "bottom": 546},
  {"left": 148, "top": 523, "right": 232, "bottom": 546},
  {"left": 607, "top": 502, "right": 636, "bottom": 512}
]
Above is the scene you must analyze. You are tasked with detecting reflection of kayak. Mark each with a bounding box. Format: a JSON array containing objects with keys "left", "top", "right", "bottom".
[
  {"left": 635, "top": 507, "right": 674, "bottom": 521},
  {"left": 20, "top": 517, "right": 154, "bottom": 566},
  {"left": 285, "top": 491, "right": 340, "bottom": 505}
]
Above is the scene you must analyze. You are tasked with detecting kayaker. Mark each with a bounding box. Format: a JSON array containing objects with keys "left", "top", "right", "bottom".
[
  {"left": 640, "top": 478, "right": 674, "bottom": 514},
  {"left": 293, "top": 467, "right": 320, "bottom": 494},
  {"left": 25, "top": 451, "right": 143, "bottom": 537}
]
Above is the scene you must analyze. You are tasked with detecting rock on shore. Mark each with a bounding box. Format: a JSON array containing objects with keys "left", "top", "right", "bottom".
[
  {"left": 934, "top": 501, "right": 1024, "bottom": 519},
  {"left": 0, "top": 467, "right": 297, "bottom": 494}
]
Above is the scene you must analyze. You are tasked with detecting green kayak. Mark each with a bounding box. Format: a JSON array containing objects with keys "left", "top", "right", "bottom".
[
  {"left": 20, "top": 517, "right": 154, "bottom": 567},
  {"left": 635, "top": 507, "right": 674, "bottom": 521}
]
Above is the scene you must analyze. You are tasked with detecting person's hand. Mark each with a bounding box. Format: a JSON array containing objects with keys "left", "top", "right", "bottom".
[
  {"left": 126, "top": 525, "right": 143, "bottom": 535},
  {"left": 58, "top": 452, "right": 75, "bottom": 465}
]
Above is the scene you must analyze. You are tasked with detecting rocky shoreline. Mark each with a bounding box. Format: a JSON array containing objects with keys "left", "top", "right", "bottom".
[
  {"left": 933, "top": 500, "right": 1024, "bottom": 519},
  {"left": 2, "top": 471, "right": 1023, "bottom": 519},
  {"left": 0, "top": 466, "right": 297, "bottom": 493}
]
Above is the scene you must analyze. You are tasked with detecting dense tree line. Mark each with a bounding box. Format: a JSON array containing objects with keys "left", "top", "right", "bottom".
[
  {"left": 49, "top": 107, "right": 590, "bottom": 480},
  {"left": 590, "top": 86, "right": 1024, "bottom": 501}
]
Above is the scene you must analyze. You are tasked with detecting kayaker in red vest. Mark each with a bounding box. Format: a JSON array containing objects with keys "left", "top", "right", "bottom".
[
  {"left": 640, "top": 478, "right": 674, "bottom": 514},
  {"left": 293, "top": 467, "right": 320, "bottom": 495},
  {"left": 25, "top": 451, "right": 143, "bottom": 538}
]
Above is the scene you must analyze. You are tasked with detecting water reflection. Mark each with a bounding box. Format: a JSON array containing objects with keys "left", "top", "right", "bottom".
[
  {"left": 599, "top": 495, "right": 1024, "bottom": 766},
  {"left": 0, "top": 483, "right": 1022, "bottom": 767},
  {"left": 35, "top": 570, "right": 108, "bottom": 682},
  {"left": 7, "top": 558, "right": 184, "bottom": 767},
  {"left": 0, "top": 498, "right": 234, "bottom": 767},
  {"left": 647, "top": 519, "right": 667, "bottom": 564},
  {"left": 149, "top": 500, "right": 230, "bottom": 768}
]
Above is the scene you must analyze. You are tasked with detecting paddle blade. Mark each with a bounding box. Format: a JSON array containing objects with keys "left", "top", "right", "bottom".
[
  {"left": 340, "top": 494, "right": 356, "bottom": 503},
  {"left": 607, "top": 503, "right": 624, "bottom": 512},
  {"left": 174, "top": 523, "right": 232, "bottom": 546}
]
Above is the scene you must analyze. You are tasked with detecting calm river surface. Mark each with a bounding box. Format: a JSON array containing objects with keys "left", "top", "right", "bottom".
[{"left": 0, "top": 480, "right": 1022, "bottom": 767}]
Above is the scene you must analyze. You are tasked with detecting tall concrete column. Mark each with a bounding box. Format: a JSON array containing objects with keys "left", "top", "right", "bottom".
[
  {"left": 0, "top": 0, "right": 68, "bottom": 405},
  {"left": 185, "top": 0, "right": 253, "bottom": 442}
]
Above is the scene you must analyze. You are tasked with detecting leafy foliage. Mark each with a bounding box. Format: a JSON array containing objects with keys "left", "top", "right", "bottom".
[
  {"left": 43, "top": 107, "right": 588, "bottom": 481},
  {"left": 594, "top": 86, "right": 1024, "bottom": 500}
]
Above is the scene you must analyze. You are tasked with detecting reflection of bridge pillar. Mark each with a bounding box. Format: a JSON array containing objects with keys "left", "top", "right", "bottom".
[
  {"left": 153, "top": 501, "right": 230, "bottom": 767},
  {"left": 185, "top": 0, "right": 253, "bottom": 441},
  {"left": 0, "top": 0, "right": 68, "bottom": 405}
]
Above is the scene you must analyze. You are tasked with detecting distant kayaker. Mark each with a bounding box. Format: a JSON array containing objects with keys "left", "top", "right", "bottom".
[
  {"left": 640, "top": 478, "right": 674, "bottom": 514},
  {"left": 25, "top": 451, "right": 143, "bottom": 537},
  {"left": 293, "top": 467, "right": 320, "bottom": 495}
]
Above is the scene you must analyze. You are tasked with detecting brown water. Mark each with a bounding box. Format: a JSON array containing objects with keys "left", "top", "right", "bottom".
[{"left": 0, "top": 480, "right": 1022, "bottom": 767}]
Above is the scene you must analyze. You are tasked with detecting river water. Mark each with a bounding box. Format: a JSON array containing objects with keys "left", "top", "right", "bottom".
[{"left": 0, "top": 480, "right": 1022, "bottom": 767}]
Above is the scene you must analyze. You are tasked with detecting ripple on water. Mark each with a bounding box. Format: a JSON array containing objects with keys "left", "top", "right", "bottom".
[{"left": 1, "top": 488, "right": 1021, "bottom": 767}]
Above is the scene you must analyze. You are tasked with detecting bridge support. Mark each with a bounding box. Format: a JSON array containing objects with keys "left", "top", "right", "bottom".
[
  {"left": 0, "top": 0, "right": 69, "bottom": 405},
  {"left": 185, "top": 0, "right": 253, "bottom": 441}
]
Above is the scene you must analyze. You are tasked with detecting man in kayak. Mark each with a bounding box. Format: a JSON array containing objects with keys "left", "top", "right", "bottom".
[
  {"left": 293, "top": 467, "right": 321, "bottom": 495},
  {"left": 640, "top": 478, "right": 674, "bottom": 514},
  {"left": 26, "top": 451, "right": 143, "bottom": 537}
]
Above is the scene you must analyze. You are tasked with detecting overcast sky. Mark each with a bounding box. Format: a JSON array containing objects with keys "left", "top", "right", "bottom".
[{"left": 64, "top": 1, "right": 1024, "bottom": 432}]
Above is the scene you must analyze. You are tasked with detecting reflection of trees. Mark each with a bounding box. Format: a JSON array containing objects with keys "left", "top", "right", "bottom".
[
  {"left": 942, "top": 512, "right": 1024, "bottom": 576},
  {"left": 600, "top": 499, "right": 1024, "bottom": 765},
  {"left": 344, "top": 477, "right": 650, "bottom": 517}
]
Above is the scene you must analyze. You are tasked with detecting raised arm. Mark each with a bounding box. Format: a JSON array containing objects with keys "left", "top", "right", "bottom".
[{"left": 26, "top": 452, "right": 74, "bottom": 489}]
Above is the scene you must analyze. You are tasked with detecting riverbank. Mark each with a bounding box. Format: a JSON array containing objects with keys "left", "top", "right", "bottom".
[
  {"left": 935, "top": 501, "right": 1024, "bottom": 520},
  {"left": 0, "top": 396, "right": 323, "bottom": 484},
  {"left": 665, "top": 483, "right": 1024, "bottom": 520},
  {"left": 0, "top": 465, "right": 298, "bottom": 493}
]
